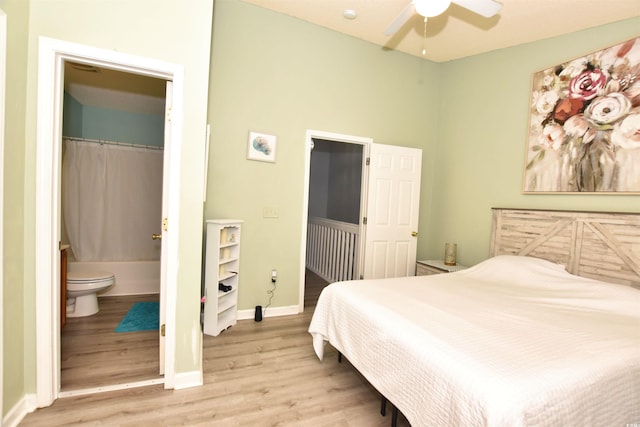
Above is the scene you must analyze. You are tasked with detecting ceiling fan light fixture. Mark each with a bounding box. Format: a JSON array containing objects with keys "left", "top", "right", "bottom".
[{"left": 414, "top": 0, "right": 451, "bottom": 17}]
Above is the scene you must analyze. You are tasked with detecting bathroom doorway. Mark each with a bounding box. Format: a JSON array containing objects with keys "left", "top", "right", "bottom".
[
  {"left": 60, "top": 62, "right": 166, "bottom": 392},
  {"left": 35, "top": 38, "right": 184, "bottom": 406}
]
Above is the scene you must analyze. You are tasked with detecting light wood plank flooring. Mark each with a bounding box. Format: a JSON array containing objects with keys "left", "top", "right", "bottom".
[
  {"left": 21, "top": 270, "right": 410, "bottom": 426},
  {"left": 61, "top": 294, "right": 162, "bottom": 391}
]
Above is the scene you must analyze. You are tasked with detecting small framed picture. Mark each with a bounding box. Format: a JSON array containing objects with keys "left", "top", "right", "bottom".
[{"left": 247, "top": 131, "right": 277, "bottom": 163}]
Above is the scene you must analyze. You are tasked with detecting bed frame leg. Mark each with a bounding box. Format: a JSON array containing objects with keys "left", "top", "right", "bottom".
[
  {"left": 338, "top": 352, "right": 342, "bottom": 363},
  {"left": 381, "top": 396, "right": 387, "bottom": 416},
  {"left": 391, "top": 406, "right": 398, "bottom": 427}
]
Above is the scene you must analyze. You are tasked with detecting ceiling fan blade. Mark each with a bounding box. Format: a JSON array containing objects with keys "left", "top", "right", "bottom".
[
  {"left": 451, "top": 0, "right": 502, "bottom": 17},
  {"left": 384, "top": 2, "right": 417, "bottom": 36}
]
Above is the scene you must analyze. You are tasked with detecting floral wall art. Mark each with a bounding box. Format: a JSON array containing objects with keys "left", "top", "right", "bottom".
[{"left": 524, "top": 37, "right": 640, "bottom": 193}]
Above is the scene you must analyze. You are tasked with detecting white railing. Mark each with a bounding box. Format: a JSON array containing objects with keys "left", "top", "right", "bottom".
[{"left": 306, "top": 216, "right": 359, "bottom": 283}]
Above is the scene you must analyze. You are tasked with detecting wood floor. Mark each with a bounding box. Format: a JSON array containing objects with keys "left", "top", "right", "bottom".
[
  {"left": 61, "top": 294, "right": 161, "bottom": 390},
  {"left": 21, "top": 270, "right": 410, "bottom": 426}
]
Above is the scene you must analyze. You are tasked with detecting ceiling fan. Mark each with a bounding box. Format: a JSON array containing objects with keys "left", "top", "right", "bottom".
[{"left": 384, "top": 0, "right": 503, "bottom": 36}]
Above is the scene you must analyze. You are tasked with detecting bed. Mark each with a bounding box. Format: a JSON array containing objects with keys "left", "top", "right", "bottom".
[{"left": 308, "top": 208, "right": 640, "bottom": 427}]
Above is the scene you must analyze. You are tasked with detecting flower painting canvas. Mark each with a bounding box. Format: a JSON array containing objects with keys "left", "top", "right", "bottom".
[{"left": 524, "top": 37, "right": 640, "bottom": 193}]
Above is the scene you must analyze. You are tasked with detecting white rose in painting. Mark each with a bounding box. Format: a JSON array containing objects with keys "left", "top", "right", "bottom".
[
  {"left": 584, "top": 93, "right": 632, "bottom": 126},
  {"left": 534, "top": 90, "right": 560, "bottom": 115},
  {"left": 559, "top": 58, "right": 588, "bottom": 79}
]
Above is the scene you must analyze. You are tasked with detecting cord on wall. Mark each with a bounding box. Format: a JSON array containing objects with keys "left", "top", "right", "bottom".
[{"left": 264, "top": 269, "right": 277, "bottom": 315}]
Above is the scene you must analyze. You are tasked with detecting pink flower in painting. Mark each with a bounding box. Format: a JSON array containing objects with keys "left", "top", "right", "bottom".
[
  {"left": 568, "top": 69, "right": 607, "bottom": 101},
  {"left": 612, "top": 113, "right": 640, "bottom": 149},
  {"left": 564, "top": 115, "right": 595, "bottom": 143},
  {"left": 541, "top": 124, "right": 565, "bottom": 150}
]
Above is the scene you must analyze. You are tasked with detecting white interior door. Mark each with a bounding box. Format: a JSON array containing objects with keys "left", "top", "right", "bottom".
[
  {"left": 362, "top": 143, "right": 422, "bottom": 279},
  {"left": 158, "top": 81, "right": 172, "bottom": 375}
]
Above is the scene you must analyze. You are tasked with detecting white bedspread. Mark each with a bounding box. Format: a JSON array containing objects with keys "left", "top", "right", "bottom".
[{"left": 308, "top": 255, "right": 640, "bottom": 426}]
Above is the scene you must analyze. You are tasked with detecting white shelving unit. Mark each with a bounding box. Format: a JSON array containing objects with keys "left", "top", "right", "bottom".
[{"left": 203, "top": 219, "right": 243, "bottom": 336}]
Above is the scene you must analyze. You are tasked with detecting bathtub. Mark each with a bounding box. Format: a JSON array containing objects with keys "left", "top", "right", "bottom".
[{"left": 68, "top": 260, "right": 160, "bottom": 296}]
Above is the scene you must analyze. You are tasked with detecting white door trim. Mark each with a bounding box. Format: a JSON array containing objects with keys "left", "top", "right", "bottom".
[
  {"left": 299, "top": 130, "right": 372, "bottom": 311},
  {"left": 35, "top": 37, "right": 183, "bottom": 406},
  {"left": 0, "top": 8, "right": 6, "bottom": 421}
]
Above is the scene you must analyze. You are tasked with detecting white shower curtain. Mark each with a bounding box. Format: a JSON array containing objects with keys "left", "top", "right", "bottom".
[{"left": 62, "top": 138, "right": 164, "bottom": 262}]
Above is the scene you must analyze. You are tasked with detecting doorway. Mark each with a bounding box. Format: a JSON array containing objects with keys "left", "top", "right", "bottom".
[
  {"left": 35, "top": 37, "right": 184, "bottom": 407},
  {"left": 59, "top": 63, "right": 166, "bottom": 392},
  {"left": 299, "top": 130, "right": 423, "bottom": 311},
  {"left": 306, "top": 138, "right": 365, "bottom": 282},
  {"left": 299, "top": 130, "right": 371, "bottom": 311}
]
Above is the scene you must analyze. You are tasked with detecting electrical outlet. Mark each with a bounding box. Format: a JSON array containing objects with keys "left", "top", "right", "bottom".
[{"left": 271, "top": 269, "right": 277, "bottom": 282}]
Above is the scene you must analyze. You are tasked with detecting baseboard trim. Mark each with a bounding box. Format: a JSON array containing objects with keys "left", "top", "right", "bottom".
[
  {"left": 173, "top": 370, "right": 203, "bottom": 390},
  {"left": 238, "top": 305, "right": 299, "bottom": 320},
  {"left": 3, "top": 393, "right": 37, "bottom": 427},
  {"left": 58, "top": 377, "right": 165, "bottom": 398}
]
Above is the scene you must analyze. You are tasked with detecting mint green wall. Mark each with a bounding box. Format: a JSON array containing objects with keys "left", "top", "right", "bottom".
[
  {"left": 206, "top": 0, "right": 441, "bottom": 310},
  {"left": 2, "top": 0, "right": 213, "bottom": 411},
  {"left": 1, "top": 0, "right": 29, "bottom": 416},
  {"left": 207, "top": 1, "right": 639, "bottom": 313},
  {"left": 63, "top": 92, "right": 164, "bottom": 146},
  {"left": 82, "top": 105, "right": 164, "bottom": 146},
  {"left": 433, "top": 18, "right": 640, "bottom": 266},
  {"left": 62, "top": 93, "right": 82, "bottom": 137}
]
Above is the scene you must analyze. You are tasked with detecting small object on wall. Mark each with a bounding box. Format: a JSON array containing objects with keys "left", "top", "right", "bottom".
[
  {"left": 247, "top": 131, "right": 277, "bottom": 163},
  {"left": 254, "top": 305, "right": 263, "bottom": 322},
  {"left": 444, "top": 243, "right": 457, "bottom": 266}
]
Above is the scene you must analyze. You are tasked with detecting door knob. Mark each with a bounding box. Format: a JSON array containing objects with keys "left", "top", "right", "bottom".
[
  {"left": 152, "top": 233, "right": 162, "bottom": 240},
  {"left": 411, "top": 231, "right": 418, "bottom": 237}
]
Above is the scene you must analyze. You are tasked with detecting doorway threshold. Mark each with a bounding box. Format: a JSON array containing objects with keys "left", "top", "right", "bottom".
[{"left": 59, "top": 377, "right": 165, "bottom": 398}]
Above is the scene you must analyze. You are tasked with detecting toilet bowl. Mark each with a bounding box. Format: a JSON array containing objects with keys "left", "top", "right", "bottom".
[{"left": 66, "top": 271, "right": 115, "bottom": 317}]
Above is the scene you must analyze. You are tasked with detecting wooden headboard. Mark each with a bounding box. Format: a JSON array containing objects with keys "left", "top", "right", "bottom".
[{"left": 490, "top": 208, "right": 640, "bottom": 289}]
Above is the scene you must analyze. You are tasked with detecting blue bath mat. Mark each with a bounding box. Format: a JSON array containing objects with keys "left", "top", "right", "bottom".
[{"left": 115, "top": 302, "right": 159, "bottom": 333}]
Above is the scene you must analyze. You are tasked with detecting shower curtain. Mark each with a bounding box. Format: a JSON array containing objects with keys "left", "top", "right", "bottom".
[{"left": 62, "top": 138, "right": 164, "bottom": 262}]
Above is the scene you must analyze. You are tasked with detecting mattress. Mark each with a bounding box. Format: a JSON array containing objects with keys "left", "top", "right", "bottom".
[{"left": 308, "top": 255, "right": 640, "bottom": 426}]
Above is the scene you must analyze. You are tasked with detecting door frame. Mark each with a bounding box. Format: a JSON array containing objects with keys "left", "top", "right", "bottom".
[
  {"left": 299, "top": 129, "right": 372, "bottom": 311},
  {"left": 0, "top": 8, "right": 6, "bottom": 420},
  {"left": 35, "top": 37, "right": 183, "bottom": 406}
]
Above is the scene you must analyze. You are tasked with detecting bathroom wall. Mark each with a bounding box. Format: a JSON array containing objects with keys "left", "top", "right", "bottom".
[
  {"left": 63, "top": 92, "right": 164, "bottom": 146},
  {"left": 61, "top": 91, "right": 165, "bottom": 299}
]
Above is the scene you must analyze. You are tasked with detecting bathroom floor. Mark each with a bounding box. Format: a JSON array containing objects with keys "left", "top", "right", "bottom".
[{"left": 61, "top": 294, "right": 162, "bottom": 391}]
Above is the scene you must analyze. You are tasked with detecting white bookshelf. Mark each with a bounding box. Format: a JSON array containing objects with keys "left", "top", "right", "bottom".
[{"left": 203, "top": 219, "right": 243, "bottom": 336}]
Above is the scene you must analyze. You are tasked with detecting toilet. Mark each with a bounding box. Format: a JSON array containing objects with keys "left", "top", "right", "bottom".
[{"left": 66, "top": 271, "right": 115, "bottom": 317}]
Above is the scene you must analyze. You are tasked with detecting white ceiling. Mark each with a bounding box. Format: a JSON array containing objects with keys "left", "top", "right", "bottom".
[
  {"left": 239, "top": 0, "right": 640, "bottom": 62},
  {"left": 64, "top": 62, "right": 167, "bottom": 115},
  {"left": 64, "top": 1, "right": 639, "bottom": 113}
]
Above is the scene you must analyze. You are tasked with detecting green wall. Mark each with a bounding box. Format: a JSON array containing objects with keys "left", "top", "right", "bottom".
[
  {"left": 3, "top": 0, "right": 213, "bottom": 417},
  {"left": 207, "top": 0, "right": 639, "bottom": 313},
  {"left": 1, "top": 0, "right": 29, "bottom": 417},
  {"left": 433, "top": 18, "right": 640, "bottom": 265},
  {"left": 206, "top": 0, "right": 441, "bottom": 310}
]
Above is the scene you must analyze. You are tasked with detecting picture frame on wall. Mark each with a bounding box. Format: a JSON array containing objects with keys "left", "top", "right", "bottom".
[
  {"left": 523, "top": 36, "right": 640, "bottom": 194},
  {"left": 247, "top": 131, "right": 277, "bottom": 163}
]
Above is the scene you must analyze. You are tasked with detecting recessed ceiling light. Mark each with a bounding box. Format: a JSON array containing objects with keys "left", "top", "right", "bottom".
[{"left": 343, "top": 9, "right": 357, "bottom": 20}]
